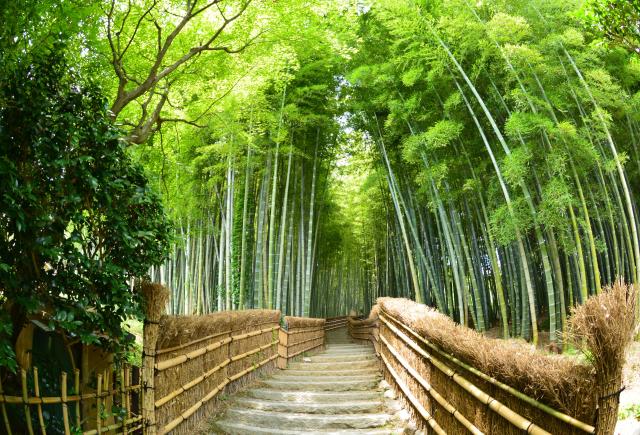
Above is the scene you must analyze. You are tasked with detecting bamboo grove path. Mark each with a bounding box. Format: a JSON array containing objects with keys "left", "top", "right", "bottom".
[{"left": 212, "top": 327, "right": 411, "bottom": 434}]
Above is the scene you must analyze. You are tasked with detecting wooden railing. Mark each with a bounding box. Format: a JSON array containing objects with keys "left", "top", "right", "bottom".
[
  {"left": 277, "top": 316, "right": 326, "bottom": 368},
  {"left": 349, "top": 301, "right": 599, "bottom": 435}
]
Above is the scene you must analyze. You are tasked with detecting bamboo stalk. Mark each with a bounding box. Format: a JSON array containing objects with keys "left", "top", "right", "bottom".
[
  {"left": 61, "top": 372, "right": 70, "bottom": 435},
  {"left": 33, "top": 368, "right": 46, "bottom": 435},
  {"left": 21, "top": 369, "right": 34, "bottom": 435}
]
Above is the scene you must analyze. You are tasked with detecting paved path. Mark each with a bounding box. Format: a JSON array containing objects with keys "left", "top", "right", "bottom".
[{"left": 212, "top": 328, "right": 409, "bottom": 434}]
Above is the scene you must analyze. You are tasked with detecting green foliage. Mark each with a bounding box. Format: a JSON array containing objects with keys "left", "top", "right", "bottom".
[
  {"left": 582, "top": 0, "right": 640, "bottom": 55},
  {"left": 505, "top": 112, "right": 553, "bottom": 139},
  {"left": 502, "top": 147, "right": 533, "bottom": 186},
  {"left": 0, "top": 46, "right": 171, "bottom": 370},
  {"left": 490, "top": 197, "right": 533, "bottom": 245},
  {"left": 538, "top": 179, "right": 575, "bottom": 231}
]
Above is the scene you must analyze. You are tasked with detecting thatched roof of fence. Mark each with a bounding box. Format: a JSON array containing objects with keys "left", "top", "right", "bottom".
[{"left": 376, "top": 297, "right": 597, "bottom": 421}]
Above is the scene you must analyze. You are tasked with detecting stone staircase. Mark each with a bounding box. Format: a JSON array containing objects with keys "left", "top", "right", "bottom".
[{"left": 212, "top": 329, "right": 411, "bottom": 434}]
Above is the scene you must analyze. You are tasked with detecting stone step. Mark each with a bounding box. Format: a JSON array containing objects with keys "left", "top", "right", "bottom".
[
  {"left": 278, "top": 368, "right": 380, "bottom": 377},
  {"left": 309, "top": 353, "right": 378, "bottom": 363},
  {"left": 323, "top": 349, "right": 375, "bottom": 355},
  {"left": 270, "top": 374, "right": 381, "bottom": 383},
  {"left": 262, "top": 377, "right": 380, "bottom": 391},
  {"left": 247, "top": 389, "right": 383, "bottom": 403},
  {"left": 224, "top": 408, "right": 392, "bottom": 430},
  {"left": 288, "top": 360, "right": 378, "bottom": 370},
  {"left": 214, "top": 420, "right": 402, "bottom": 434},
  {"left": 233, "top": 397, "right": 384, "bottom": 414}
]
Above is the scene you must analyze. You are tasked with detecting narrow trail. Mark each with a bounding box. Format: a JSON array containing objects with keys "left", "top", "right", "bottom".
[{"left": 212, "top": 328, "right": 411, "bottom": 434}]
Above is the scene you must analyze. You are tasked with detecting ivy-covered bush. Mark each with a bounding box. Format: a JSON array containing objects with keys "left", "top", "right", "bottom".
[{"left": 0, "top": 45, "right": 172, "bottom": 371}]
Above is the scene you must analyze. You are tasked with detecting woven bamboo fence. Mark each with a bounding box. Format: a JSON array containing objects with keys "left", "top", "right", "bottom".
[
  {"left": 348, "top": 310, "right": 379, "bottom": 355},
  {"left": 351, "top": 298, "right": 609, "bottom": 435},
  {"left": 324, "top": 315, "right": 348, "bottom": 331},
  {"left": 277, "top": 316, "right": 325, "bottom": 369},
  {"left": 150, "top": 309, "right": 280, "bottom": 435},
  {"left": 0, "top": 363, "right": 142, "bottom": 435}
]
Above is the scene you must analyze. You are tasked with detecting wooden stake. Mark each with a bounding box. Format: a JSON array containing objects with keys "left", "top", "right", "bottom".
[
  {"left": 96, "top": 373, "right": 102, "bottom": 435},
  {"left": 0, "top": 377, "right": 12, "bottom": 435},
  {"left": 74, "top": 369, "right": 80, "bottom": 430},
  {"left": 33, "top": 367, "right": 46, "bottom": 435},
  {"left": 61, "top": 372, "right": 70, "bottom": 435},
  {"left": 21, "top": 369, "right": 34, "bottom": 435}
]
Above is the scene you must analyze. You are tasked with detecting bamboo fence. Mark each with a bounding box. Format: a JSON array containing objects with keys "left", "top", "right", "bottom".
[
  {"left": 277, "top": 316, "right": 326, "bottom": 369},
  {"left": 348, "top": 315, "right": 379, "bottom": 355},
  {"left": 152, "top": 310, "right": 280, "bottom": 435},
  {"left": 323, "top": 316, "right": 348, "bottom": 331},
  {"left": 0, "top": 364, "right": 142, "bottom": 435},
  {"left": 351, "top": 301, "right": 601, "bottom": 435}
]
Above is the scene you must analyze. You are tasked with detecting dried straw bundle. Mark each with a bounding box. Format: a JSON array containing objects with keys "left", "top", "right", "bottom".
[
  {"left": 377, "top": 297, "right": 597, "bottom": 422},
  {"left": 139, "top": 281, "right": 170, "bottom": 321},
  {"left": 284, "top": 316, "right": 325, "bottom": 329},
  {"left": 137, "top": 281, "right": 170, "bottom": 435},
  {"left": 154, "top": 310, "right": 280, "bottom": 434},
  {"left": 566, "top": 280, "right": 638, "bottom": 434}
]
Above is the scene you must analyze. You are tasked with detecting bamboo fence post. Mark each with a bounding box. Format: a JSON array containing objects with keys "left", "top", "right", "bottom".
[
  {"left": 121, "top": 368, "right": 128, "bottom": 435},
  {"left": 61, "top": 372, "right": 70, "bottom": 435},
  {"left": 21, "top": 368, "right": 35, "bottom": 435},
  {"left": 140, "top": 282, "right": 168, "bottom": 435},
  {"left": 0, "top": 376, "right": 12, "bottom": 435},
  {"left": 96, "top": 373, "right": 102, "bottom": 434},
  {"left": 74, "top": 369, "right": 80, "bottom": 430},
  {"left": 33, "top": 367, "right": 46, "bottom": 435},
  {"left": 125, "top": 366, "right": 132, "bottom": 428}
]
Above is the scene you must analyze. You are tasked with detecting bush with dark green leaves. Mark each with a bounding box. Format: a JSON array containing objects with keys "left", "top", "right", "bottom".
[{"left": 0, "top": 46, "right": 171, "bottom": 372}]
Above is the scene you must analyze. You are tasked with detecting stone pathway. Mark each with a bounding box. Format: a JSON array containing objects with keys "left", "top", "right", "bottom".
[{"left": 212, "top": 329, "right": 410, "bottom": 434}]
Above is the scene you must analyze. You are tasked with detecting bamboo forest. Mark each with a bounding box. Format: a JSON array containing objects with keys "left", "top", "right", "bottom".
[{"left": 2, "top": 0, "right": 640, "bottom": 433}]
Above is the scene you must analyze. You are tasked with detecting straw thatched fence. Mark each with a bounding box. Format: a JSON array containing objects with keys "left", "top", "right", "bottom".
[
  {"left": 324, "top": 315, "right": 348, "bottom": 331},
  {"left": 348, "top": 308, "right": 380, "bottom": 355},
  {"left": 150, "top": 309, "right": 281, "bottom": 435},
  {"left": 350, "top": 283, "right": 637, "bottom": 435},
  {"left": 277, "top": 316, "right": 326, "bottom": 368}
]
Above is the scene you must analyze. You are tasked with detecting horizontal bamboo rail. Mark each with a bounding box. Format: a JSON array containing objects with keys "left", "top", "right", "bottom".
[
  {"left": 158, "top": 353, "right": 278, "bottom": 435},
  {"left": 380, "top": 312, "right": 551, "bottom": 435},
  {"left": 324, "top": 316, "right": 348, "bottom": 330},
  {"left": 380, "top": 351, "right": 446, "bottom": 435},
  {"left": 381, "top": 310, "right": 596, "bottom": 434},
  {"left": 155, "top": 325, "right": 279, "bottom": 371},
  {"left": 155, "top": 319, "right": 278, "bottom": 355},
  {"left": 278, "top": 320, "right": 325, "bottom": 369},
  {"left": 379, "top": 333, "right": 483, "bottom": 435}
]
